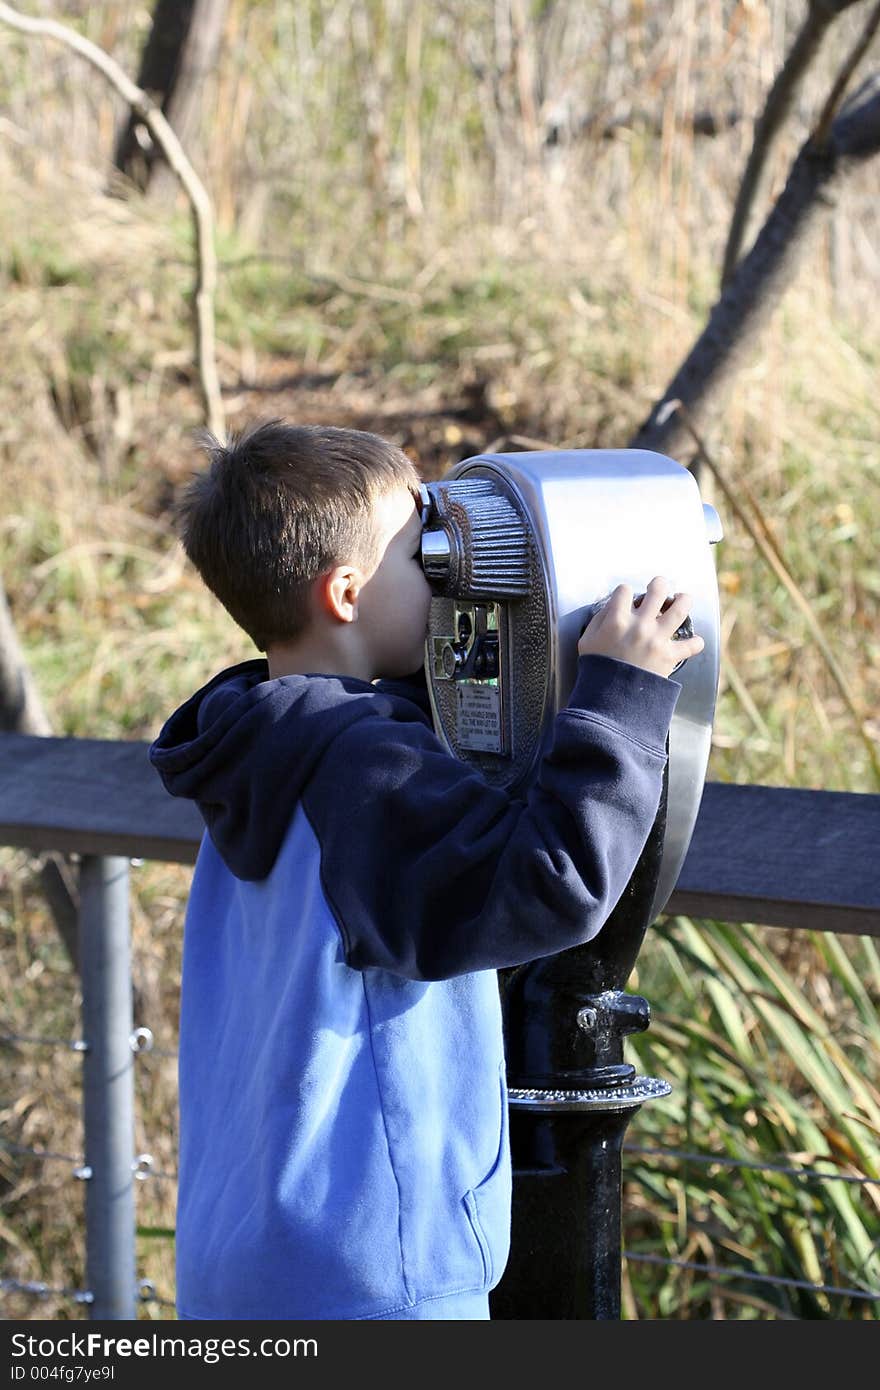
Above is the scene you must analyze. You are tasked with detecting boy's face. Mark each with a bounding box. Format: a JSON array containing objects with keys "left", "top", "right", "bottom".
[{"left": 356, "top": 485, "right": 433, "bottom": 680}]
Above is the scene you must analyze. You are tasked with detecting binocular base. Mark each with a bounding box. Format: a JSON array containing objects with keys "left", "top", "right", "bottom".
[{"left": 490, "top": 1076, "right": 670, "bottom": 1320}]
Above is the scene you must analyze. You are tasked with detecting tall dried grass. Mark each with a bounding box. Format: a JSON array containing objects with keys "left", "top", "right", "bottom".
[{"left": 0, "top": 1, "right": 878, "bottom": 1319}]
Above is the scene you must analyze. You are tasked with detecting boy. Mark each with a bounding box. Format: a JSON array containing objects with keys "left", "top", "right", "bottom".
[{"left": 149, "top": 418, "right": 703, "bottom": 1321}]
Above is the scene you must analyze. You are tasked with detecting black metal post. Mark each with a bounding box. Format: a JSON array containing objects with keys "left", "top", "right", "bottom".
[{"left": 490, "top": 775, "right": 671, "bottom": 1319}]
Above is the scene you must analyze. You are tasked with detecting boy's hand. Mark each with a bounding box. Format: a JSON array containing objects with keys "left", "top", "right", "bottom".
[{"left": 577, "top": 576, "right": 705, "bottom": 679}]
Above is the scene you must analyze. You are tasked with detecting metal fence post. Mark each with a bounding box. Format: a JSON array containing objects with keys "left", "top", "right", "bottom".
[{"left": 78, "top": 854, "right": 136, "bottom": 1320}]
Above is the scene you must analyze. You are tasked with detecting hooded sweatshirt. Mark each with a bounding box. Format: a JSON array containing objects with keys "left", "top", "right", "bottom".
[{"left": 149, "top": 652, "right": 680, "bottom": 1320}]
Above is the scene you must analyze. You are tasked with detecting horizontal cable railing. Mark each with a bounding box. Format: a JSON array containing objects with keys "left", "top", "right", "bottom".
[
  {"left": 623, "top": 1142, "right": 880, "bottom": 1187},
  {"left": 621, "top": 1142, "right": 880, "bottom": 1307},
  {"left": 622, "top": 1253, "right": 880, "bottom": 1304}
]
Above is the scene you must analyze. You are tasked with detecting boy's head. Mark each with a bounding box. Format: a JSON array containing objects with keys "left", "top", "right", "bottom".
[{"left": 178, "top": 419, "right": 431, "bottom": 677}]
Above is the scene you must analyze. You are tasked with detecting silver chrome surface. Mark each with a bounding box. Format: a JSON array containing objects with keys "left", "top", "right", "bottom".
[
  {"left": 420, "top": 527, "right": 452, "bottom": 585},
  {"left": 424, "top": 450, "right": 721, "bottom": 920},
  {"left": 703, "top": 502, "right": 723, "bottom": 544}
]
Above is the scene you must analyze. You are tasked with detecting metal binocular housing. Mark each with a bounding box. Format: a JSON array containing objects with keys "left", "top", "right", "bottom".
[{"left": 418, "top": 448, "right": 722, "bottom": 927}]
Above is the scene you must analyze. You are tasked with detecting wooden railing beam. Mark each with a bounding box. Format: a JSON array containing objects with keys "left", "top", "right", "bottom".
[{"left": 1, "top": 732, "right": 878, "bottom": 936}]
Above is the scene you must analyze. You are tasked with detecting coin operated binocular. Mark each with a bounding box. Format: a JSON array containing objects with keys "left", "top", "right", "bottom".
[
  {"left": 418, "top": 448, "right": 721, "bottom": 921},
  {"left": 418, "top": 448, "right": 722, "bottom": 1318}
]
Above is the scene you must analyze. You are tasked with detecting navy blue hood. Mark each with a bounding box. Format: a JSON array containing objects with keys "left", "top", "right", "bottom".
[{"left": 149, "top": 659, "right": 433, "bottom": 881}]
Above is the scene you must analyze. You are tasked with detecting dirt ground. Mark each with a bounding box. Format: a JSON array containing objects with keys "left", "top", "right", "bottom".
[{"left": 219, "top": 355, "right": 558, "bottom": 483}]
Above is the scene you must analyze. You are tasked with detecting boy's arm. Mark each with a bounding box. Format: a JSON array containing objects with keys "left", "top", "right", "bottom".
[{"left": 302, "top": 651, "right": 680, "bottom": 981}]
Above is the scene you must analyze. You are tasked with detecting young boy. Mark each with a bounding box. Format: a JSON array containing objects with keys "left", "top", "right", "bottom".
[{"left": 149, "top": 418, "right": 703, "bottom": 1322}]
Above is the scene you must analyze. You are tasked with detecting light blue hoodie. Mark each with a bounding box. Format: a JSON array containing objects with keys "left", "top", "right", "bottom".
[{"left": 149, "top": 654, "right": 679, "bottom": 1319}]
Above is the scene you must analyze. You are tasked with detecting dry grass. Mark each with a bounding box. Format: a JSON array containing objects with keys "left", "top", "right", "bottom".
[{"left": 1, "top": 0, "right": 879, "bottom": 1319}]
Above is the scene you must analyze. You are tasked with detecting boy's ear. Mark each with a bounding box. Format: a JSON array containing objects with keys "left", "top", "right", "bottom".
[{"left": 317, "top": 565, "right": 364, "bottom": 624}]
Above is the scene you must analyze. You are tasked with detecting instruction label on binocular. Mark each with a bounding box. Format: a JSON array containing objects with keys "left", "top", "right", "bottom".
[{"left": 456, "top": 682, "right": 503, "bottom": 752}]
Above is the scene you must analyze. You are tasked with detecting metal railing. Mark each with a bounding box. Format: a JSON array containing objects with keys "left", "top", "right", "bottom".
[{"left": 1, "top": 731, "right": 879, "bottom": 1319}]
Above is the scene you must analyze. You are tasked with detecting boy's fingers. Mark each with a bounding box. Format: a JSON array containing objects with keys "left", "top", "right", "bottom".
[
  {"left": 658, "top": 591, "right": 693, "bottom": 630},
  {"left": 674, "top": 633, "right": 705, "bottom": 658},
  {"left": 636, "top": 576, "right": 670, "bottom": 618},
  {"left": 605, "top": 583, "right": 633, "bottom": 617}
]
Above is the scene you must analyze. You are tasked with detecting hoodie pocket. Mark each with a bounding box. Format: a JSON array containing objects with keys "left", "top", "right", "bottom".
[{"left": 462, "top": 1063, "right": 512, "bottom": 1288}]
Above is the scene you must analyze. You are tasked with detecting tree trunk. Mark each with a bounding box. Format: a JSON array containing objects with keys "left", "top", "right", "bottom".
[
  {"left": 0, "top": 579, "right": 80, "bottom": 969},
  {"left": 630, "top": 76, "right": 880, "bottom": 461},
  {"left": 113, "top": 0, "right": 228, "bottom": 197},
  {"left": 0, "top": 581, "right": 51, "bottom": 736},
  {"left": 721, "top": 0, "right": 865, "bottom": 288}
]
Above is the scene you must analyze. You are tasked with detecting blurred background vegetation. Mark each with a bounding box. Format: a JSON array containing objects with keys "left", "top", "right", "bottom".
[{"left": 0, "top": 0, "right": 878, "bottom": 1320}]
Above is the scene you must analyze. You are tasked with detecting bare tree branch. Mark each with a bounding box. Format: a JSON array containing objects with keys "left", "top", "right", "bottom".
[
  {"left": 630, "top": 74, "right": 880, "bottom": 461},
  {"left": 0, "top": 1, "right": 225, "bottom": 442},
  {"left": 812, "top": 0, "right": 880, "bottom": 146},
  {"left": 721, "top": 0, "right": 865, "bottom": 288}
]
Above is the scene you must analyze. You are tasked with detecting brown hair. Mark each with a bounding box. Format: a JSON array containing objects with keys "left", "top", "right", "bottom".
[{"left": 177, "top": 419, "right": 421, "bottom": 650}]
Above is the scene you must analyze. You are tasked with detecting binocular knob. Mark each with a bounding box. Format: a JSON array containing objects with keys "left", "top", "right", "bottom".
[{"left": 418, "top": 479, "right": 531, "bottom": 598}]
